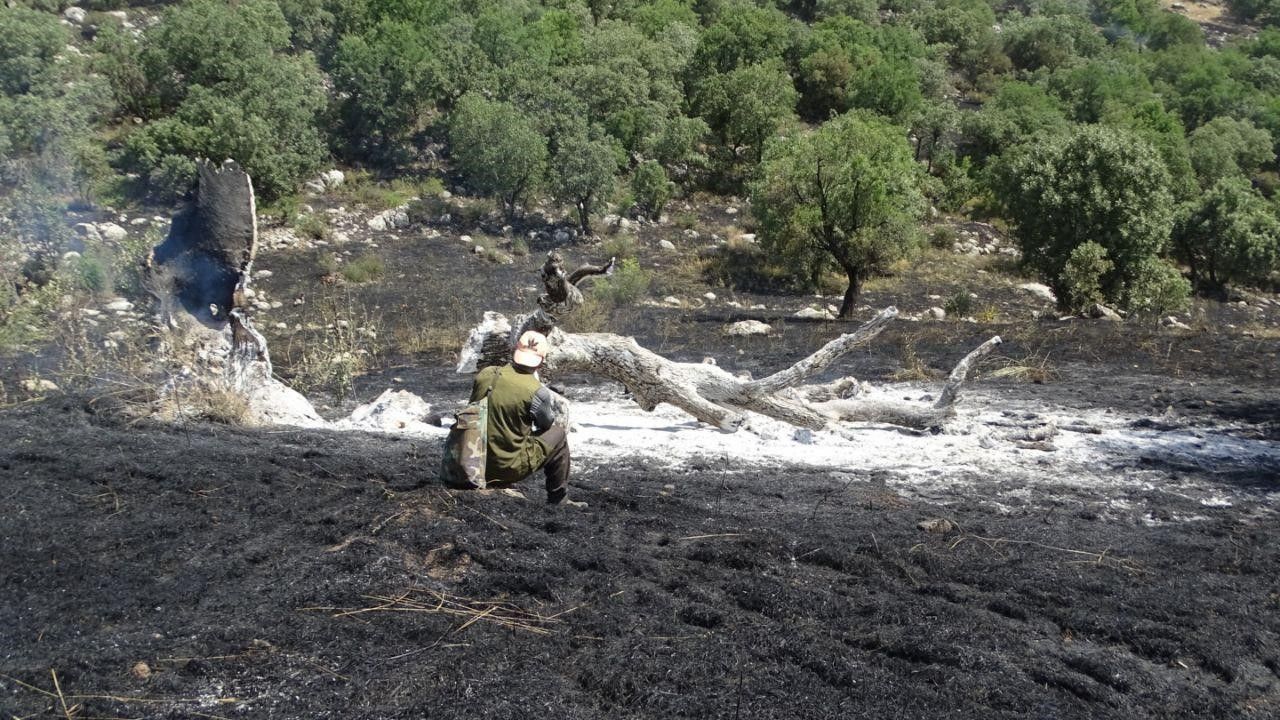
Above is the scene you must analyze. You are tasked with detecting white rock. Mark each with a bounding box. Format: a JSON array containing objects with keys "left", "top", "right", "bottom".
[
  {"left": 726, "top": 207, "right": 739, "bottom": 215},
  {"left": 618, "top": 218, "right": 632, "bottom": 230},
  {"left": 97, "top": 222, "right": 128, "bottom": 242},
  {"left": 130, "top": 217, "right": 149, "bottom": 226},
  {"left": 254, "top": 270, "right": 273, "bottom": 279},
  {"left": 22, "top": 378, "right": 59, "bottom": 393},
  {"left": 473, "top": 245, "right": 485, "bottom": 254},
  {"left": 1018, "top": 283, "right": 1056, "bottom": 303},
  {"left": 460, "top": 234, "right": 473, "bottom": 244},
  {"left": 63, "top": 7, "right": 87, "bottom": 24},
  {"left": 663, "top": 296, "right": 682, "bottom": 306},
  {"left": 738, "top": 233, "right": 756, "bottom": 243},
  {"left": 440, "top": 190, "right": 452, "bottom": 199},
  {"left": 73, "top": 223, "right": 101, "bottom": 241},
  {"left": 794, "top": 308, "right": 834, "bottom": 320},
  {"left": 303, "top": 180, "right": 326, "bottom": 194},
  {"left": 62, "top": 251, "right": 81, "bottom": 261},
  {"left": 1087, "top": 303, "right": 1123, "bottom": 322},
  {"left": 723, "top": 320, "right": 772, "bottom": 336},
  {"left": 658, "top": 239, "right": 676, "bottom": 252},
  {"left": 105, "top": 10, "right": 127, "bottom": 22},
  {"left": 103, "top": 298, "right": 133, "bottom": 312},
  {"left": 703, "top": 292, "right": 716, "bottom": 301},
  {"left": 683, "top": 229, "right": 699, "bottom": 240},
  {"left": 321, "top": 169, "right": 345, "bottom": 189},
  {"left": 554, "top": 228, "right": 573, "bottom": 244},
  {"left": 926, "top": 306, "right": 946, "bottom": 320},
  {"left": 339, "top": 389, "right": 434, "bottom": 434}
]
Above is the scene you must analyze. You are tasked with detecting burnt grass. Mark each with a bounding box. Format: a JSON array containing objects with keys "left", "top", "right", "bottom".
[{"left": 3, "top": 205, "right": 1280, "bottom": 717}]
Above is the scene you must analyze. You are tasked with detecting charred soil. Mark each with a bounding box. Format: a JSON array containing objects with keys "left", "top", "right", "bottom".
[{"left": 3, "top": 202, "right": 1279, "bottom": 718}]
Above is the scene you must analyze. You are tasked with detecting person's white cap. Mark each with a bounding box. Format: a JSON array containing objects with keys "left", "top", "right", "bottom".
[{"left": 513, "top": 330, "right": 549, "bottom": 368}]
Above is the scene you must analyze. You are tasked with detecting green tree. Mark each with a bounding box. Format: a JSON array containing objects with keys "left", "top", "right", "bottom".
[
  {"left": 751, "top": 111, "right": 925, "bottom": 318},
  {"left": 450, "top": 92, "right": 548, "bottom": 220},
  {"left": 962, "top": 81, "right": 1069, "bottom": 164},
  {"left": 551, "top": 127, "right": 622, "bottom": 234},
  {"left": 631, "top": 159, "right": 674, "bottom": 220},
  {"left": 1173, "top": 176, "right": 1280, "bottom": 289},
  {"left": 693, "top": 60, "right": 799, "bottom": 187},
  {"left": 331, "top": 20, "right": 445, "bottom": 160},
  {"left": 1001, "top": 13, "right": 1105, "bottom": 74},
  {"left": 1187, "top": 116, "right": 1275, "bottom": 188},
  {"left": 114, "top": 0, "right": 328, "bottom": 200},
  {"left": 994, "top": 125, "right": 1178, "bottom": 311},
  {"left": 794, "top": 16, "right": 927, "bottom": 123}
]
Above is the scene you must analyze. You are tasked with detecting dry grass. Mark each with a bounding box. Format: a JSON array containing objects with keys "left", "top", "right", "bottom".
[
  {"left": 987, "top": 352, "right": 1058, "bottom": 383},
  {"left": 891, "top": 334, "right": 935, "bottom": 381}
]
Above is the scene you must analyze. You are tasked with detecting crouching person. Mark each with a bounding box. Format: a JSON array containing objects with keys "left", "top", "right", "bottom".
[{"left": 467, "top": 331, "right": 583, "bottom": 507}]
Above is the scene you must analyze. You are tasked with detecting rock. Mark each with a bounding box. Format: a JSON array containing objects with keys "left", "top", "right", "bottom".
[
  {"left": 22, "top": 378, "right": 59, "bottom": 394},
  {"left": 738, "top": 233, "right": 756, "bottom": 243},
  {"left": 105, "top": 10, "right": 128, "bottom": 22},
  {"left": 917, "top": 518, "right": 956, "bottom": 534},
  {"left": 724, "top": 320, "right": 772, "bottom": 336},
  {"left": 602, "top": 213, "right": 621, "bottom": 228},
  {"left": 74, "top": 223, "right": 101, "bottom": 242},
  {"left": 97, "top": 222, "right": 128, "bottom": 243},
  {"left": 130, "top": 217, "right": 149, "bottom": 226},
  {"left": 663, "top": 296, "right": 682, "bottom": 307},
  {"left": 63, "top": 7, "right": 87, "bottom": 24},
  {"left": 254, "top": 270, "right": 273, "bottom": 279},
  {"left": 1018, "top": 283, "right": 1057, "bottom": 303},
  {"left": 1086, "top": 303, "right": 1123, "bottom": 322},
  {"left": 62, "top": 251, "right": 81, "bottom": 261},
  {"left": 554, "top": 228, "right": 573, "bottom": 244},
  {"left": 683, "top": 229, "right": 699, "bottom": 240},
  {"left": 658, "top": 239, "right": 676, "bottom": 252},
  {"left": 703, "top": 292, "right": 716, "bottom": 301},
  {"left": 103, "top": 298, "right": 133, "bottom": 312},
  {"left": 321, "top": 169, "right": 345, "bottom": 189},
  {"left": 618, "top": 217, "right": 632, "bottom": 231},
  {"left": 439, "top": 190, "right": 452, "bottom": 199},
  {"left": 1161, "top": 316, "right": 1191, "bottom": 330},
  {"left": 130, "top": 662, "right": 151, "bottom": 680},
  {"left": 303, "top": 180, "right": 326, "bottom": 194},
  {"left": 367, "top": 207, "right": 409, "bottom": 231},
  {"left": 473, "top": 245, "right": 485, "bottom": 254},
  {"left": 725, "top": 207, "right": 739, "bottom": 215},
  {"left": 794, "top": 307, "right": 833, "bottom": 320},
  {"left": 926, "top": 306, "right": 946, "bottom": 320},
  {"left": 460, "top": 234, "right": 473, "bottom": 244}
]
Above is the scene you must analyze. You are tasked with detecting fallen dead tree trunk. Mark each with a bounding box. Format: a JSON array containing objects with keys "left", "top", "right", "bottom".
[{"left": 460, "top": 253, "right": 1001, "bottom": 433}]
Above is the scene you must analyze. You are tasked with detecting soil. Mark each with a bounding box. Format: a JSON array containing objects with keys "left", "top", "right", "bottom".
[{"left": 2, "top": 198, "right": 1279, "bottom": 718}]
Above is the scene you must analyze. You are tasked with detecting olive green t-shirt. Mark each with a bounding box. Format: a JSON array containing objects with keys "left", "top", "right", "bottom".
[{"left": 470, "top": 364, "right": 549, "bottom": 482}]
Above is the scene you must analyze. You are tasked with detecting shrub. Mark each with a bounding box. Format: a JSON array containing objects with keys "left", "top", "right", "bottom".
[
  {"left": 1121, "top": 257, "right": 1191, "bottom": 315},
  {"left": 929, "top": 226, "right": 958, "bottom": 250},
  {"left": 943, "top": 290, "right": 973, "bottom": 317},
  {"left": 147, "top": 154, "right": 197, "bottom": 203},
  {"left": 341, "top": 255, "right": 384, "bottom": 284},
  {"left": 592, "top": 258, "right": 651, "bottom": 306},
  {"left": 632, "top": 160, "right": 673, "bottom": 221},
  {"left": 294, "top": 213, "right": 332, "bottom": 241},
  {"left": 510, "top": 238, "right": 530, "bottom": 257},
  {"left": 1060, "top": 241, "right": 1113, "bottom": 311},
  {"left": 602, "top": 234, "right": 639, "bottom": 261}
]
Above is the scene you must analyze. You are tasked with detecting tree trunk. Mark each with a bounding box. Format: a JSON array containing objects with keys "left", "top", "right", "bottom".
[
  {"left": 838, "top": 266, "right": 862, "bottom": 319},
  {"left": 460, "top": 252, "right": 1002, "bottom": 434}
]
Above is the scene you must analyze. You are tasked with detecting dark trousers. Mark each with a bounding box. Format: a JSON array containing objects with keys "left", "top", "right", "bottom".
[{"left": 535, "top": 425, "right": 571, "bottom": 503}]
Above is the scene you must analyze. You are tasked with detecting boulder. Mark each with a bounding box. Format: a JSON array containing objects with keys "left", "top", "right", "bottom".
[
  {"left": 1086, "top": 303, "right": 1123, "bottom": 322},
  {"left": 1018, "top": 283, "right": 1057, "bottom": 303},
  {"left": 658, "top": 239, "right": 676, "bottom": 252},
  {"left": 723, "top": 320, "right": 772, "bottom": 337},
  {"left": 926, "top": 306, "right": 946, "bottom": 320},
  {"left": 794, "top": 307, "right": 834, "bottom": 320},
  {"left": 97, "top": 222, "right": 128, "bottom": 243},
  {"left": 321, "top": 169, "right": 345, "bottom": 189},
  {"left": 703, "top": 292, "right": 716, "bottom": 301},
  {"left": 663, "top": 296, "right": 682, "bottom": 307},
  {"left": 63, "top": 7, "right": 87, "bottom": 24},
  {"left": 22, "top": 378, "right": 59, "bottom": 394},
  {"left": 74, "top": 223, "right": 101, "bottom": 243}
]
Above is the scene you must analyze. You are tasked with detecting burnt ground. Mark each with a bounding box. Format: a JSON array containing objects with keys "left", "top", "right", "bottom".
[{"left": 3, "top": 200, "right": 1280, "bottom": 717}]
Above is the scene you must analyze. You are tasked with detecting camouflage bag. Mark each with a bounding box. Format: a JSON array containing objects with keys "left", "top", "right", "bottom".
[{"left": 440, "top": 388, "right": 491, "bottom": 489}]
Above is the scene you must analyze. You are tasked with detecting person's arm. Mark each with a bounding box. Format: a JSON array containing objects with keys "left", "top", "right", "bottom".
[{"left": 529, "top": 385, "right": 555, "bottom": 432}]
